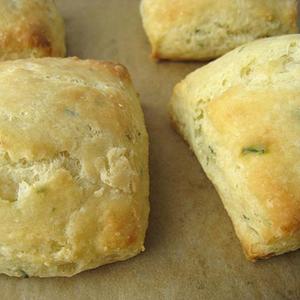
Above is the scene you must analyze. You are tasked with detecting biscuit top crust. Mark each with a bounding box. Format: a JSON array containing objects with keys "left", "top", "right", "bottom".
[
  {"left": 170, "top": 34, "right": 300, "bottom": 238},
  {"left": 0, "top": 0, "right": 65, "bottom": 59},
  {"left": 0, "top": 57, "right": 149, "bottom": 276},
  {"left": 0, "top": 57, "right": 135, "bottom": 161},
  {"left": 141, "top": 0, "right": 297, "bottom": 59}
]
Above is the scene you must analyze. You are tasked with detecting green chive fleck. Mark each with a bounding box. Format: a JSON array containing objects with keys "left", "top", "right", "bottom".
[
  {"left": 125, "top": 133, "right": 132, "bottom": 141},
  {"left": 65, "top": 108, "right": 78, "bottom": 117},
  {"left": 242, "top": 214, "right": 250, "bottom": 221},
  {"left": 36, "top": 187, "right": 47, "bottom": 193},
  {"left": 242, "top": 146, "right": 267, "bottom": 155},
  {"left": 208, "top": 146, "right": 216, "bottom": 156},
  {"left": 19, "top": 270, "right": 29, "bottom": 278}
]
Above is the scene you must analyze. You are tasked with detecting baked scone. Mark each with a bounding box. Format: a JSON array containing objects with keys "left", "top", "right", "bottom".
[
  {"left": 0, "top": 57, "right": 149, "bottom": 277},
  {"left": 0, "top": 0, "right": 66, "bottom": 60},
  {"left": 170, "top": 34, "right": 300, "bottom": 260},
  {"left": 140, "top": 0, "right": 298, "bottom": 61}
]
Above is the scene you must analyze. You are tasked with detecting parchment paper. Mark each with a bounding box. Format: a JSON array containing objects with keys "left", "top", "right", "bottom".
[{"left": 2, "top": 1, "right": 300, "bottom": 299}]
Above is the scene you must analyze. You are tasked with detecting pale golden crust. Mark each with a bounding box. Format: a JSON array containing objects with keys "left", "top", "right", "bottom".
[
  {"left": 208, "top": 88, "right": 300, "bottom": 234},
  {"left": 0, "top": 57, "right": 149, "bottom": 277},
  {"left": 0, "top": 0, "right": 66, "bottom": 60},
  {"left": 170, "top": 34, "right": 300, "bottom": 260},
  {"left": 141, "top": 0, "right": 298, "bottom": 61}
]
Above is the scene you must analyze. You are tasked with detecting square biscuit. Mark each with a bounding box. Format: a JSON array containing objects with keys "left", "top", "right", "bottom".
[
  {"left": 170, "top": 35, "right": 300, "bottom": 260},
  {"left": 0, "top": 57, "right": 149, "bottom": 277},
  {"left": 141, "top": 0, "right": 298, "bottom": 61}
]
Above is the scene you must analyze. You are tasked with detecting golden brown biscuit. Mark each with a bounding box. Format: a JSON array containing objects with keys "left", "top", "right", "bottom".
[
  {"left": 0, "top": 0, "right": 66, "bottom": 60},
  {"left": 0, "top": 57, "right": 149, "bottom": 277},
  {"left": 140, "top": 0, "right": 298, "bottom": 61},
  {"left": 170, "top": 34, "right": 300, "bottom": 260}
]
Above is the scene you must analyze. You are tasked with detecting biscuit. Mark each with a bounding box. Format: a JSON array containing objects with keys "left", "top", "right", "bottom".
[
  {"left": 0, "top": 57, "right": 149, "bottom": 277},
  {"left": 0, "top": 0, "right": 66, "bottom": 60},
  {"left": 170, "top": 34, "right": 300, "bottom": 260},
  {"left": 141, "top": 0, "right": 298, "bottom": 61}
]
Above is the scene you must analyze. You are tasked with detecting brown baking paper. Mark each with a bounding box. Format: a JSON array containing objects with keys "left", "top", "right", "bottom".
[{"left": 1, "top": 1, "right": 300, "bottom": 299}]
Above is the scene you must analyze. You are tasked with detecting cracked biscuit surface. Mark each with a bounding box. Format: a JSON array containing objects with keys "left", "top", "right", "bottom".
[
  {"left": 0, "top": 57, "right": 149, "bottom": 277},
  {"left": 0, "top": 0, "right": 65, "bottom": 60},
  {"left": 170, "top": 34, "right": 300, "bottom": 260},
  {"left": 140, "top": 0, "right": 298, "bottom": 61}
]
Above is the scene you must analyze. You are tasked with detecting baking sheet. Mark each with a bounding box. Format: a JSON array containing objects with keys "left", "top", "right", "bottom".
[{"left": 2, "top": 1, "right": 300, "bottom": 299}]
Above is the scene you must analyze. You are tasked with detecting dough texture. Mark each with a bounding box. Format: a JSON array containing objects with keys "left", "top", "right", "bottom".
[
  {"left": 0, "top": 0, "right": 66, "bottom": 60},
  {"left": 170, "top": 34, "right": 300, "bottom": 260},
  {"left": 141, "top": 0, "right": 298, "bottom": 61},
  {"left": 0, "top": 57, "right": 149, "bottom": 277}
]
